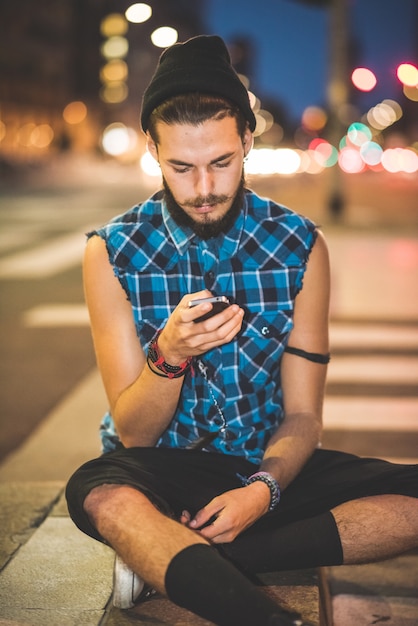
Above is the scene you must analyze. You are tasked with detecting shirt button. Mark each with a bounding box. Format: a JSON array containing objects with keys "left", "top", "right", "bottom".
[
  {"left": 205, "top": 271, "right": 215, "bottom": 287},
  {"left": 261, "top": 326, "right": 270, "bottom": 336}
]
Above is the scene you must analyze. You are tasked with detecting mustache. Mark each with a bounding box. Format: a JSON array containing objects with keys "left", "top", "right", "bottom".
[{"left": 183, "top": 193, "right": 232, "bottom": 208}]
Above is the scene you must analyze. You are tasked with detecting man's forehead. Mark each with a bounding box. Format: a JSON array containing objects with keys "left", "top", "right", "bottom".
[{"left": 154, "top": 116, "right": 241, "bottom": 153}]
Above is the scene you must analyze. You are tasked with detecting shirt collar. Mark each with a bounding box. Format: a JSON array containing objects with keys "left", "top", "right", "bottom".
[{"left": 161, "top": 194, "right": 247, "bottom": 259}]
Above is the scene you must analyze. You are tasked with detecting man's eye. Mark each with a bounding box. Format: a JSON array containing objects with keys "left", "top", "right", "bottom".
[
  {"left": 174, "top": 167, "right": 190, "bottom": 174},
  {"left": 215, "top": 161, "right": 231, "bottom": 168}
]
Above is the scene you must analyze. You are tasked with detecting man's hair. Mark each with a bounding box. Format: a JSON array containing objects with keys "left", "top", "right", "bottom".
[{"left": 147, "top": 92, "right": 248, "bottom": 144}]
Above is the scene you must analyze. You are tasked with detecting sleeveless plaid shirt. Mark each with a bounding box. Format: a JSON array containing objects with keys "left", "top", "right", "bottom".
[{"left": 93, "top": 189, "right": 317, "bottom": 465}]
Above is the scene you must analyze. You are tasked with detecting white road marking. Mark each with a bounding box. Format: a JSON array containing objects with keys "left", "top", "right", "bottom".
[
  {"left": 324, "top": 396, "right": 418, "bottom": 431},
  {"left": 327, "top": 355, "right": 418, "bottom": 384},
  {"left": 0, "top": 229, "right": 89, "bottom": 279},
  {"left": 22, "top": 304, "right": 89, "bottom": 327},
  {"left": 330, "top": 324, "right": 418, "bottom": 350}
]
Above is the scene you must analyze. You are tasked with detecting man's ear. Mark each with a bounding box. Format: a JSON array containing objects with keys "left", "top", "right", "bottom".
[
  {"left": 243, "top": 127, "right": 253, "bottom": 158},
  {"left": 146, "top": 132, "right": 159, "bottom": 162}
]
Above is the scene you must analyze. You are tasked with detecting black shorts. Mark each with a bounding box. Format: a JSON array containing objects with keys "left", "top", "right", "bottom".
[{"left": 65, "top": 446, "right": 418, "bottom": 543}]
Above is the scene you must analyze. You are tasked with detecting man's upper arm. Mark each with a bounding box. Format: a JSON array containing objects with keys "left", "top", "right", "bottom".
[
  {"left": 280, "top": 230, "right": 330, "bottom": 418},
  {"left": 83, "top": 236, "right": 145, "bottom": 410}
]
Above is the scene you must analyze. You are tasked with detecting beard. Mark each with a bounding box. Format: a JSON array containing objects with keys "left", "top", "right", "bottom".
[{"left": 163, "top": 173, "right": 245, "bottom": 241}]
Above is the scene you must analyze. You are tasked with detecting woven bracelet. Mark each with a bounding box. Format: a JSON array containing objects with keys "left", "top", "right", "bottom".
[
  {"left": 244, "top": 471, "right": 281, "bottom": 512},
  {"left": 147, "top": 332, "right": 193, "bottom": 379}
]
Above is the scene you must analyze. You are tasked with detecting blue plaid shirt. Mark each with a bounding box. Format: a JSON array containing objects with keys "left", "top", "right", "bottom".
[{"left": 93, "top": 189, "right": 317, "bottom": 465}]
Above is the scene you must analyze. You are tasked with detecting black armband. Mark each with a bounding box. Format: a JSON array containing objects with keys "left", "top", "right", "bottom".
[{"left": 284, "top": 345, "right": 330, "bottom": 364}]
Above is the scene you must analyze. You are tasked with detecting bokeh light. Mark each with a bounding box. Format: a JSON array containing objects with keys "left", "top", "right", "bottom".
[
  {"left": 381, "top": 148, "right": 418, "bottom": 174},
  {"left": 100, "top": 82, "right": 128, "bottom": 104},
  {"left": 259, "top": 123, "right": 284, "bottom": 146},
  {"left": 396, "top": 63, "right": 418, "bottom": 87},
  {"left": 367, "top": 100, "right": 401, "bottom": 130},
  {"left": 301, "top": 150, "right": 325, "bottom": 174},
  {"left": 351, "top": 67, "right": 377, "bottom": 91},
  {"left": 141, "top": 151, "right": 161, "bottom": 176},
  {"left": 338, "top": 147, "right": 365, "bottom": 173},
  {"left": 16, "top": 123, "right": 54, "bottom": 149},
  {"left": 245, "top": 148, "right": 301, "bottom": 175},
  {"left": 17, "top": 123, "right": 37, "bottom": 147},
  {"left": 347, "top": 122, "right": 372, "bottom": 146},
  {"left": 151, "top": 27, "right": 178, "bottom": 48},
  {"left": 309, "top": 139, "right": 338, "bottom": 167},
  {"left": 101, "top": 36, "right": 129, "bottom": 60},
  {"left": 359, "top": 141, "right": 383, "bottom": 166},
  {"left": 125, "top": 3, "right": 152, "bottom": 23},
  {"left": 100, "top": 60, "right": 128, "bottom": 83},
  {"left": 101, "top": 123, "right": 137, "bottom": 156},
  {"left": 31, "top": 124, "right": 54, "bottom": 148},
  {"left": 301, "top": 106, "right": 328, "bottom": 131},
  {"left": 273, "top": 149, "right": 302, "bottom": 175},
  {"left": 63, "top": 101, "right": 87, "bottom": 125},
  {"left": 100, "top": 14, "right": 128, "bottom": 38},
  {"left": 403, "top": 85, "right": 418, "bottom": 102}
]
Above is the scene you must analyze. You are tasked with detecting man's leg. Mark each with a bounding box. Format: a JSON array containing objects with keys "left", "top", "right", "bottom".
[
  {"left": 222, "top": 452, "right": 418, "bottom": 574},
  {"left": 84, "top": 483, "right": 300, "bottom": 626},
  {"left": 84, "top": 483, "right": 207, "bottom": 593},
  {"left": 333, "top": 494, "right": 418, "bottom": 564},
  {"left": 223, "top": 494, "right": 418, "bottom": 575}
]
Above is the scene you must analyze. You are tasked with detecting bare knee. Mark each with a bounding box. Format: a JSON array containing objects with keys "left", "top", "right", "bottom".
[{"left": 84, "top": 484, "right": 152, "bottom": 526}]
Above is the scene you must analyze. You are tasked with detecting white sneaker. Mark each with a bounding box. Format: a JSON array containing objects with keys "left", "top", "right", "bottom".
[{"left": 112, "top": 554, "right": 145, "bottom": 609}]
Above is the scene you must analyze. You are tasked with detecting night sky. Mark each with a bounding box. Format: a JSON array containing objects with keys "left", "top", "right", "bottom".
[{"left": 205, "top": 0, "right": 418, "bottom": 123}]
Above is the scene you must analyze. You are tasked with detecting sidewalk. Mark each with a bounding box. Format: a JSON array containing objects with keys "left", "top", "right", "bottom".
[
  {"left": 0, "top": 482, "right": 323, "bottom": 625},
  {"left": 0, "top": 229, "right": 417, "bottom": 625}
]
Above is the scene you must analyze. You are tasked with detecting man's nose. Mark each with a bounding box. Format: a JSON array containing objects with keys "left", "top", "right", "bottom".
[{"left": 195, "top": 169, "right": 213, "bottom": 198}]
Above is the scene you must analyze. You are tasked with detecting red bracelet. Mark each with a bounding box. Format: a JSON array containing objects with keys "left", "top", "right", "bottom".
[{"left": 147, "top": 332, "right": 193, "bottom": 379}]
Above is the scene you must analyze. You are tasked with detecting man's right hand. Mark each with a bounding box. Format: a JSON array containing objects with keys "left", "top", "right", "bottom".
[{"left": 157, "top": 290, "right": 244, "bottom": 365}]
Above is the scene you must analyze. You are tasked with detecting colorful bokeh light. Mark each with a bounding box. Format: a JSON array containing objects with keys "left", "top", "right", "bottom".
[
  {"left": 338, "top": 147, "right": 365, "bottom": 174},
  {"left": 347, "top": 122, "right": 372, "bottom": 146},
  {"left": 351, "top": 68, "right": 377, "bottom": 92}
]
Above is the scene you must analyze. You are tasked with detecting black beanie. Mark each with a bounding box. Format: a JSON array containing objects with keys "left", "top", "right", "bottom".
[{"left": 140, "top": 35, "right": 256, "bottom": 132}]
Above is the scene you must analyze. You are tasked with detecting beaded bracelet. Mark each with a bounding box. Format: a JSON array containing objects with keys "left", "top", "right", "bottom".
[
  {"left": 147, "top": 331, "right": 193, "bottom": 379},
  {"left": 244, "top": 471, "right": 281, "bottom": 512}
]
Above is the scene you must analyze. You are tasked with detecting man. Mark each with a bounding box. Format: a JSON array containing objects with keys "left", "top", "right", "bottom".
[{"left": 66, "top": 35, "right": 418, "bottom": 626}]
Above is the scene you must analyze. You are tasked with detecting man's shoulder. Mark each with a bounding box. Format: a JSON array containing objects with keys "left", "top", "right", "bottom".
[
  {"left": 88, "top": 191, "right": 167, "bottom": 266},
  {"left": 245, "top": 189, "right": 315, "bottom": 230}
]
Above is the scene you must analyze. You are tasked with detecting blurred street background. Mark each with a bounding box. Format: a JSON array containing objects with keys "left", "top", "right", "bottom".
[{"left": 0, "top": 0, "right": 417, "bottom": 474}]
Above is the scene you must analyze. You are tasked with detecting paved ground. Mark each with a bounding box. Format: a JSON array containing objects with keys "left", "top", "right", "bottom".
[{"left": 0, "top": 158, "right": 417, "bottom": 625}]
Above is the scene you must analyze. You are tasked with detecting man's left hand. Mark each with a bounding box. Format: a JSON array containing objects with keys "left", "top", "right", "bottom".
[{"left": 180, "top": 481, "right": 271, "bottom": 543}]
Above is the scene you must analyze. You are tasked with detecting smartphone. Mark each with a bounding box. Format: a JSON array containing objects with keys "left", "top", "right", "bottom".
[{"left": 189, "top": 295, "right": 230, "bottom": 322}]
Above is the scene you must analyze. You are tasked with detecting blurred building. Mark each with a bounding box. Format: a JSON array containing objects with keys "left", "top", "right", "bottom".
[{"left": 0, "top": 0, "right": 206, "bottom": 166}]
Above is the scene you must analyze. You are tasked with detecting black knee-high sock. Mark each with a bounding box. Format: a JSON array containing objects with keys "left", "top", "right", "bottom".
[
  {"left": 222, "top": 511, "right": 343, "bottom": 574},
  {"left": 165, "top": 544, "right": 300, "bottom": 626}
]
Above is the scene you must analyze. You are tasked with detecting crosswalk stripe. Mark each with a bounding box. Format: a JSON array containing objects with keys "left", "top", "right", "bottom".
[
  {"left": 0, "top": 230, "right": 38, "bottom": 253},
  {"left": 330, "top": 323, "right": 418, "bottom": 350},
  {"left": 0, "top": 230, "right": 89, "bottom": 279},
  {"left": 323, "top": 396, "right": 418, "bottom": 431},
  {"left": 327, "top": 355, "right": 418, "bottom": 384},
  {"left": 22, "top": 304, "right": 90, "bottom": 327}
]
